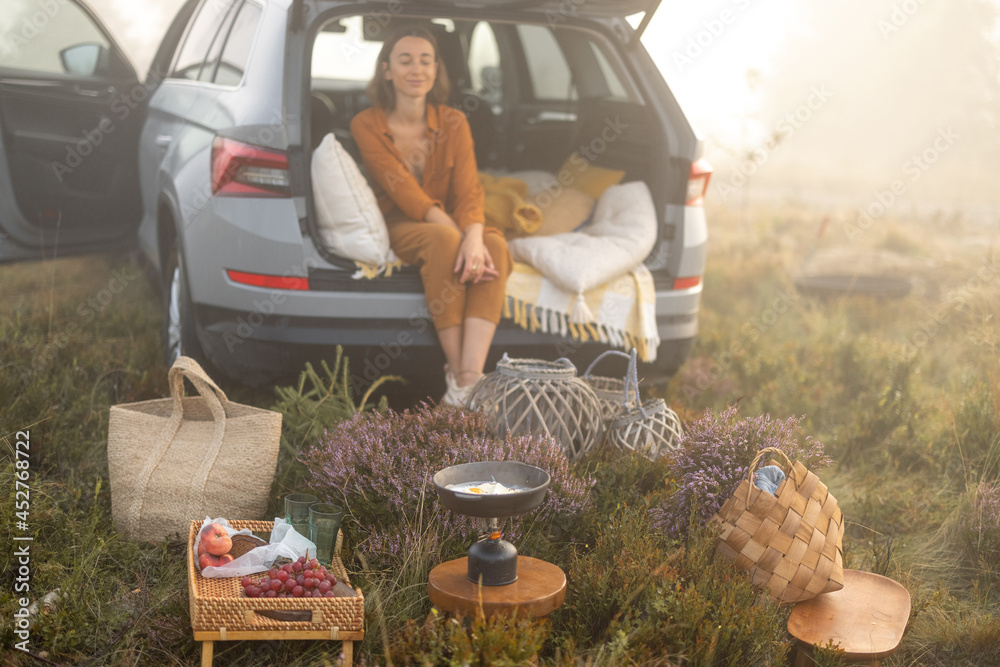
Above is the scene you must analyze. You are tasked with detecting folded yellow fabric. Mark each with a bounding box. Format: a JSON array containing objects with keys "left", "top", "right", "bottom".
[
  {"left": 479, "top": 173, "right": 543, "bottom": 235},
  {"left": 503, "top": 261, "right": 661, "bottom": 362}
]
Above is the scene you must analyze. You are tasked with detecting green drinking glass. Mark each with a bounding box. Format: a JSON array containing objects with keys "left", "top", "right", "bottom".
[
  {"left": 284, "top": 493, "right": 317, "bottom": 537},
  {"left": 309, "top": 503, "right": 344, "bottom": 565}
]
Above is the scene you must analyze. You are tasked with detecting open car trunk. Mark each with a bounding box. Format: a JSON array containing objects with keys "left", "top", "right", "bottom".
[{"left": 302, "top": 6, "right": 692, "bottom": 284}]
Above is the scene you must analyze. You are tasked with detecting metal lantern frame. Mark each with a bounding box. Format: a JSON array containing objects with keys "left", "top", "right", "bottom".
[
  {"left": 582, "top": 350, "right": 632, "bottom": 423},
  {"left": 604, "top": 349, "right": 684, "bottom": 461},
  {"left": 466, "top": 355, "right": 604, "bottom": 462}
]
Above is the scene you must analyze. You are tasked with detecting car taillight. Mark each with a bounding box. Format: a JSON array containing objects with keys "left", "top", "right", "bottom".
[
  {"left": 685, "top": 158, "right": 713, "bottom": 206},
  {"left": 211, "top": 137, "right": 291, "bottom": 197},
  {"left": 673, "top": 276, "right": 701, "bottom": 290}
]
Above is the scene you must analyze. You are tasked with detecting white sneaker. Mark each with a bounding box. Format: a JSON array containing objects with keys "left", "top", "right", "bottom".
[
  {"left": 440, "top": 366, "right": 479, "bottom": 407},
  {"left": 440, "top": 365, "right": 466, "bottom": 407}
]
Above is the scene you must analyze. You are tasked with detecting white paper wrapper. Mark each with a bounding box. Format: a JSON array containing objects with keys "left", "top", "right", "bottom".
[{"left": 195, "top": 517, "right": 318, "bottom": 578}]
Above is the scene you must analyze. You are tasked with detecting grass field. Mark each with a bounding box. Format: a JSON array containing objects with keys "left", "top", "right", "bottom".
[{"left": 2, "top": 199, "right": 999, "bottom": 665}]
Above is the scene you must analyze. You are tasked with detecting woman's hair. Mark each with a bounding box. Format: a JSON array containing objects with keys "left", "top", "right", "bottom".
[{"left": 366, "top": 26, "right": 451, "bottom": 110}]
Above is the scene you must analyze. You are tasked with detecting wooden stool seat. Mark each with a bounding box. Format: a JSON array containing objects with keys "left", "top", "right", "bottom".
[
  {"left": 428, "top": 556, "right": 566, "bottom": 618},
  {"left": 787, "top": 569, "right": 910, "bottom": 665}
]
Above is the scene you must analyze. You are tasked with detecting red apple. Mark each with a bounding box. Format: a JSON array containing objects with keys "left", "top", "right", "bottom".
[
  {"left": 199, "top": 552, "right": 221, "bottom": 570},
  {"left": 218, "top": 553, "right": 235, "bottom": 565},
  {"left": 200, "top": 523, "right": 232, "bottom": 556}
]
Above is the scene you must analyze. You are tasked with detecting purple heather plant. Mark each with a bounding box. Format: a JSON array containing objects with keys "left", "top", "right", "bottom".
[
  {"left": 299, "top": 404, "right": 594, "bottom": 567},
  {"left": 650, "top": 406, "right": 831, "bottom": 539}
]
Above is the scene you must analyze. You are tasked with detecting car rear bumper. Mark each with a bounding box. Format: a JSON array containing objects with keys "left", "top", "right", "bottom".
[{"left": 193, "top": 284, "right": 698, "bottom": 384}]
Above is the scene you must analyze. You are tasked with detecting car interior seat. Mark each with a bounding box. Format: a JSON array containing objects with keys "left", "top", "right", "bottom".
[
  {"left": 310, "top": 91, "right": 362, "bottom": 162},
  {"left": 432, "top": 29, "right": 497, "bottom": 167},
  {"left": 310, "top": 92, "right": 336, "bottom": 151}
]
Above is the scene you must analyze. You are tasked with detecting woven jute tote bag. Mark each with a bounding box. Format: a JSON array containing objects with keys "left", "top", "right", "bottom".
[
  {"left": 108, "top": 356, "right": 281, "bottom": 542},
  {"left": 711, "top": 447, "right": 845, "bottom": 605}
]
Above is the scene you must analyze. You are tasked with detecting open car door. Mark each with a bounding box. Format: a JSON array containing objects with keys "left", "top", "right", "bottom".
[{"left": 0, "top": 0, "right": 144, "bottom": 262}]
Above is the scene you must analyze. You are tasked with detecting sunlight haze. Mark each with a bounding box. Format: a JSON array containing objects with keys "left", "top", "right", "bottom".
[{"left": 85, "top": 0, "right": 1000, "bottom": 218}]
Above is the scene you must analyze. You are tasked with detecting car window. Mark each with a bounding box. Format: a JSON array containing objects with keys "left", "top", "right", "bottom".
[
  {"left": 0, "top": 0, "right": 110, "bottom": 77},
  {"left": 311, "top": 16, "right": 382, "bottom": 82},
  {"left": 213, "top": 0, "right": 261, "bottom": 86},
  {"left": 198, "top": 0, "right": 242, "bottom": 82},
  {"left": 516, "top": 24, "right": 576, "bottom": 101},
  {"left": 588, "top": 40, "right": 631, "bottom": 101},
  {"left": 311, "top": 16, "right": 463, "bottom": 86},
  {"left": 468, "top": 21, "right": 502, "bottom": 107},
  {"left": 170, "top": 0, "right": 239, "bottom": 80}
]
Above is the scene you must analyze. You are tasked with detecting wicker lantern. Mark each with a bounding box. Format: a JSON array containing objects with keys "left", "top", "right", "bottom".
[
  {"left": 466, "top": 355, "right": 604, "bottom": 462},
  {"left": 605, "top": 349, "right": 683, "bottom": 461},
  {"left": 582, "top": 350, "right": 632, "bottom": 423}
]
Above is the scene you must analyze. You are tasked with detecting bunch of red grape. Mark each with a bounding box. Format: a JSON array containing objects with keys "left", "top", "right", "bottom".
[{"left": 241, "top": 556, "right": 339, "bottom": 598}]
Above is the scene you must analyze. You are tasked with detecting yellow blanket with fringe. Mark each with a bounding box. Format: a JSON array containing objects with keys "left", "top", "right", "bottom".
[{"left": 503, "top": 261, "right": 661, "bottom": 362}]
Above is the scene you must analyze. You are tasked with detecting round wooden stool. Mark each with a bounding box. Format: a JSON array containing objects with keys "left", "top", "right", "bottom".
[
  {"left": 787, "top": 569, "right": 910, "bottom": 666},
  {"left": 428, "top": 556, "right": 566, "bottom": 618}
]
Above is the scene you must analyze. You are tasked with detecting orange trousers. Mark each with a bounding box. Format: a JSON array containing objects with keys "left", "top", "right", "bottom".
[{"left": 387, "top": 221, "right": 512, "bottom": 331}]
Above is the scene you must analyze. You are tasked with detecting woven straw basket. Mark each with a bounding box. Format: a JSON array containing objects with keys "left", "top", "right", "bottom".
[
  {"left": 603, "top": 348, "right": 683, "bottom": 461},
  {"left": 187, "top": 520, "right": 364, "bottom": 633},
  {"left": 712, "top": 447, "right": 845, "bottom": 605},
  {"left": 108, "top": 357, "right": 281, "bottom": 542},
  {"left": 466, "top": 355, "right": 603, "bottom": 462}
]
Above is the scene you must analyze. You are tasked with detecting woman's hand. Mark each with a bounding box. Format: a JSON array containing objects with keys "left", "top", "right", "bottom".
[{"left": 455, "top": 223, "right": 499, "bottom": 284}]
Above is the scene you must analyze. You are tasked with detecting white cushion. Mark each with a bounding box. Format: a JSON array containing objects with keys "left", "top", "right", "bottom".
[
  {"left": 507, "top": 181, "right": 657, "bottom": 294},
  {"left": 310, "top": 133, "right": 391, "bottom": 267}
]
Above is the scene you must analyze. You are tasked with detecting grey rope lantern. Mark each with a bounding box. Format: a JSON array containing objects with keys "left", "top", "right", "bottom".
[
  {"left": 605, "top": 348, "right": 684, "bottom": 461},
  {"left": 466, "top": 354, "right": 604, "bottom": 462},
  {"left": 582, "top": 349, "right": 632, "bottom": 423}
]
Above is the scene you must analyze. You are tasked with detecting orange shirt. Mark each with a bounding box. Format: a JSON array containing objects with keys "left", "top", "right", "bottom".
[{"left": 350, "top": 104, "right": 485, "bottom": 231}]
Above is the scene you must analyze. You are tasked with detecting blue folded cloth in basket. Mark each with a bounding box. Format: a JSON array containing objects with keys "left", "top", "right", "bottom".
[{"left": 753, "top": 465, "right": 786, "bottom": 495}]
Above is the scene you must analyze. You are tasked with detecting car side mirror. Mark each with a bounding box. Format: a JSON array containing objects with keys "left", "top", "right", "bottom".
[{"left": 59, "top": 43, "right": 109, "bottom": 77}]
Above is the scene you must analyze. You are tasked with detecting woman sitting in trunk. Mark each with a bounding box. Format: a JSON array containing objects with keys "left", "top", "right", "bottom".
[{"left": 350, "top": 26, "right": 511, "bottom": 406}]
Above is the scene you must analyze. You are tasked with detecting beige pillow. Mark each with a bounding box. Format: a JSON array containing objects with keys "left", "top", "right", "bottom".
[
  {"left": 527, "top": 187, "right": 596, "bottom": 236},
  {"left": 311, "top": 133, "right": 391, "bottom": 267}
]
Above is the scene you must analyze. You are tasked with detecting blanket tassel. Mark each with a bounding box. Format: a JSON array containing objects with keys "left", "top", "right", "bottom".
[{"left": 569, "top": 292, "right": 594, "bottom": 325}]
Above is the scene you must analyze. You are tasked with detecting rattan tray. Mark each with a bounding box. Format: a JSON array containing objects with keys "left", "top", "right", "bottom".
[{"left": 186, "top": 520, "right": 364, "bottom": 666}]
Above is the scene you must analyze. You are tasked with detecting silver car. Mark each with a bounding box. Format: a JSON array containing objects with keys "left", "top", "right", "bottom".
[{"left": 0, "top": 0, "right": 709, "bottom": 387}]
